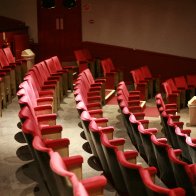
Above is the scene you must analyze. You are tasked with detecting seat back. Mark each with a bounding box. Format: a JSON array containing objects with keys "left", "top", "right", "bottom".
[
  {"left": 140, "top": 65, "right": 152, "bottom": 78},
  {"left": 168, "top": 148, "right": 195, "bottom": 195},
  {"left": 129, "top": 113, "right": 148, "bottom": 161},
  {"left": 3, "top": 47, "right": 15, "bottom": 63},
  {"left": 175, "top": 127, "right": 192, "bottom": 163},
  {"left": 139, "top": 167, "right": 186, "bottom": 196},
  {"left": 138, "top": 124, "right": 159, "bottom": 169},
  {"left": 89, "top": 120, "right": 111, "bottom": 177},
  {"left": 173, "top": 76, "right": 188, "bottom": 89},
  {"left": 116, "top": 149, "right": 148, "bottom": 195},
  {"left": 186, "top": 137, "right": 196, "bottom": 163},
  {"left": 80, "top": 110, "right": 98, "bottom": 157},
  {"left": 0, "top": 48, "right": 10, "bottom": 68},
  {"left": 50, "top": 151, "right": 87, "bottom": 196},
  {"left": 151, "top": 134, "right": 177, "bottom": 188},
  {"left": 100, "top": 133, "right": 128, "bottom": 195}
]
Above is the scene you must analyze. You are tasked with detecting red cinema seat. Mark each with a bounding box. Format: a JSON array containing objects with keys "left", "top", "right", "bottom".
[
  {"left": 100, "top": 58, "right": 120, "bottom": 89},
  {"left": 168, "top": 148, "right": 196, "bottom": 195},
  {"left": 162, "top": 81, "right": 180, "bottom": 111},
  {"left": 186, "top": 74, "right": 196, "bottom": 95},
  {"left": 130, "top": 69, "right": 148, "bottom": 100},
  {"left": 50, "top": 151, "right": 107, "bottom": 196},
  {"left": 186, "top": 136, "right": 196, "bottom": 163},
  {"left": 175, "top": 127, "right": 192, "bottom": 163},
  {"left": 139, "top": 167, "right": 186, "bottom": 196},
  {"left": 100, "top": 133, "right": 128, "bottom": 195},
  {"left": 140, "top": 65, "right": 160, "bottom": 96},
  {"left": 174, "top": 75, "right": 194, "bottom": 104},
  {"left": 151, "top": 134, "right": 177, "bottom": 188}
]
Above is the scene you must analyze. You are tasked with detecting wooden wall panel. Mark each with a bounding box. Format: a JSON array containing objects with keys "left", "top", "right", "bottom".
[{"left": 83, "top": 41, "right": 196, "bottom": 83}]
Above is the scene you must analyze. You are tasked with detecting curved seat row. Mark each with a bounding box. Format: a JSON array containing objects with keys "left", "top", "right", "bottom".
[
  {"left": 155, "top": 93, "right": 196, "bottom": 164},
  {"left": 75, "top": 70, "right": 185, "bottom": 195},
  {"left": 0, "top": 47, "right": 29, "bottom": 116},
  {"left": 17, "top": 57, "right": 107, "bottom": 196},
  {"left": 117, "top": 81, "right": 196, "bottom": 195},
  {"left": 154, "top": 93, "right": 196, "bottom": 195}
]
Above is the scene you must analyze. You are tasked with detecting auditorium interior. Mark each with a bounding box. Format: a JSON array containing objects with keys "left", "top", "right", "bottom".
[{"left": 0, "top": 0, "right": 196, "bottom": 195}]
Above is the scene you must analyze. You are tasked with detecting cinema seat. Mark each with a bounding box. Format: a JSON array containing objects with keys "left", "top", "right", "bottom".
[
  {"left": 100, "top": 58, "right": 120, "bottom": 89},
  {"left": 129, "top": 113, "right": 149, "bottom": 160},
  {"left": 100, "top": 133, "right": 128, "bottom": 195},
  {"left": 151, "top": 134, "right": 177, "bottom": 188},
  {"left": 167, "top": 116, "right": 185, "bottom": 149},
  {"left": 116, "top": 149, "right": 155, "bottom": 195},
  {"left": 186, "top": 74, "right": 196, "bottom": 95},
  {"left": 140, "top": 65, "right": 160, "bottom": 96},
  {"left": 51, "top": 55, "right": 77, "bottom": 92},
  {"left": 138, "top": 124, "right": 159, "bottom": 169},
  {"left": 80, "top": 110, "right": 108, "bottom": 158},
  {"left": 0, "top": 48, "right": 17, "bottom": 96},
  {"left": 74, "top": 49, "right": 96, "bottom": 76},
  {"left": 130, "top": 69, "right": 148, "bottom": 100},
  {"left": 76, "top": 101, "right": 103, "bottom": 117},
  {"left": 175, "top": 127, "right": 192, "bottom": 164},
  {"left": 162, "top": 81, "right": 180, "bottom": 111},
  {"left": 186, "top": 137, "right": 196, "bottom": 163},
  {"left": 18, "top": 81, "right": 54, "bottom": 115},
  {"left": 35, "top": 62, "right": 61, "bottom": 108},
  {"left": 3, "top": 47, "right": 25, "bottom": 85},
  {"left": 29, "top": 65, "right": 59, "bottom": 112},
  {"left": 155, "top": 93, "right": 178, "bottom": 114},
  {"left": 89, "top": 120, "right": 114, "bottom": 182},
  {"left": 120, "top": 107, "right": 145, "bottom": 147},
  {"left": 168, "top": 148, "right": 196, "bottom": 196},
  {"left": 50, "top": 151, "right": 107, "bottom": 196},
  {"left": 44, "top": 58, "right": 65, "bottom": 100},
  {"left": 174, "top": 75, "right": 195, "bottom": 103},
  {"left": 159, "top": 109, "right": 180, "bottom": 138},
  {"left": 32, "top": 135, "right": 70, "bottom": 196},
  {"left": 139, "top": 167, "right": 186, "bottom": 196}
]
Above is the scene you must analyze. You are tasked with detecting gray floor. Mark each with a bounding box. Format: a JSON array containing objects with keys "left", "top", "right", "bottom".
[{"left": 0, "top": 93, "right": 195, "bottom": 196}]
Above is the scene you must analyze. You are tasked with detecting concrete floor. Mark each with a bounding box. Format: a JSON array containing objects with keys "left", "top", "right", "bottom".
[{"left": 0, "top": 93, "right": 195, "bottom": 196}]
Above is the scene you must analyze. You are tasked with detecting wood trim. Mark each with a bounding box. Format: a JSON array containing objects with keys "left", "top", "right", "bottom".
[{"left": 82, "top": 41, "right": 196, "bottom": 83}]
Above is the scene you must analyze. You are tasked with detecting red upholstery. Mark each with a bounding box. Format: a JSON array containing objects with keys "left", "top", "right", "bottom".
[
  {"left": 168, "top": 148, "right": 196, "bottom": 195},
  {"left": 3, "top": 47, "right": 26, "bottom": 82},
  {"left": 186, "top": 74, "right": 196, "bottom": 88},
  {"left": 101, "top": 58, "right": 121, "bottom": 89},
  {"left": 74, "top": 48, "right": 96, "bottom": 76},
  {"left": 117, "top": 149, "right": 159, "bottom": 195},
  {"left": 139, "top": 167, "right": 185, "bottom": 196},
  {"left": 174, "top": 75, "right": 195, "bottom": 101},
  {"left": 0, "top": 48, "right": 16, "bottom": 96},
  {"left": 130, "top": 69, "right": 148, "bottom": 100},
  {"left": 162, "top": 81, "right": 180, "bottom": 111}
]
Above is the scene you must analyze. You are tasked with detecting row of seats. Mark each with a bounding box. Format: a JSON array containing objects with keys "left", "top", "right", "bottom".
[
  {"left": 117, "top": 81, "right": 196, "bottom": 195},
  {"left": 162, "top": 75, "right": 196, "bottom": 111},
  {"left": 0, "top": 47, "right": 29, "bottom": 116},
  {"left": 75, "top": 70, "right": 185, "bottom": 195},
  {"left": 130, "top": 65, "right": 160, "bottom": 100},
  {"left": 156, "top": 93, "right": 196, "bottom": 164},
  {"left": 17, "top": 57, "right": 107, "bottom": 196},
  {"left": 154, "top": 93, "right": 196, "bottom": 195}
]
